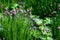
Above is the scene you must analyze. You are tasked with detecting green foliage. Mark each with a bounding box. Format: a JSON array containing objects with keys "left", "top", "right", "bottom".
[
  {"left": 0, "top": 0, "right": 60, "bottom": 40},
  {"left": 30, "top": 16, "right": 53, "bottom": 40},
  {"left": 0, "top": 14, "right": 31, "bottom": 40},
  {"left": 0, "top": 3, "right": 32, "bottom": 40}
]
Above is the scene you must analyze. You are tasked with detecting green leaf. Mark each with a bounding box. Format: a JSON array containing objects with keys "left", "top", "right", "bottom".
[
  {"left": 39, "top": 25, "right": 44, "bottom": 31},
  {"left": 47, "top": 37, "right": 53, "bottom": 40},
  {"left": 44, "top": 18, "right": 52, "bottom": 24},
  {"left": 35, "top": 18, "right": 43, "bottom": 25},
  {"left": 33, "top": 30, "right": 41, "bottom": 38},
  {"left": 11, "top": 3, "right": 18, "bottom": 8}
]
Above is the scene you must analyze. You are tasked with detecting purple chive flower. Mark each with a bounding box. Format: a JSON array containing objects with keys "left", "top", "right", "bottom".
[
  {"left": 10, "top": 10, "right": 16, "bottom": 15},
  {"left": 20, "top": 2, "right": 23, "bottom": 5},
  {"left": 33, "top": 26, "right": 37, "bottom": 30},
  {"left": 45, "top": 28, "right": 50, "bottom": 33},
  {"left": 58, "top": 26, "right": 60, "bottom": 30}
]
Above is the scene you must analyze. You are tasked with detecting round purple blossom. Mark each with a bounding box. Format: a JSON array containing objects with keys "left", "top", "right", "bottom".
[
  {"left": 45, "top": 28, "right": 50, "bottom": 33},
  {"left": 10, "top": 10, "right": 16, "bottom": 15},
  {"left": 33, "top": 26, "right": 37, "bottom": 30},
  {"left": 20, "top": 2, "right": 23, "bottom": 5}
]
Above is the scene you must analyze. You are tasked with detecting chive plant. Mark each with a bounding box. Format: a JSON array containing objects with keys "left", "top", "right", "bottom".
[
  {"left": 0, "top": 0, "right": 60, "bottom": 40},
  {"left": 0, "top": 3, "right": 32, "bottom": 40}
]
